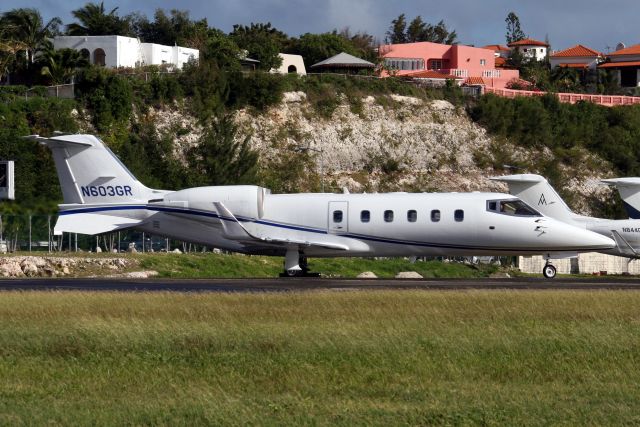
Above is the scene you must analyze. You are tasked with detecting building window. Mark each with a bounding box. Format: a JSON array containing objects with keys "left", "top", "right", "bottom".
[
  {"left": 428, "top": 59, "right": 443, "bottom": 70},
  {"left": 79, "top": 49, "right": 90, "bottom": 60},
  {"left": 480, "top": 59, "right": 486, "bottom": 66},
  {"left": 384, "top": 58, "right": 424, "bottom": 71},
  {"left": 407, "top": 210, "right": 417, "bottom": 222},
  {"left": 288, "top": 65, "right": 297, "bottom": 73},
  {"left": 333, "top": 210, "right": 343, "bottom": 223},
  {"left": 431, "top": 210, "right": 440, "bottom": 222},
  {"left": 360, "top": 210, "right": 370, "bottom": 223},
  {"left": 384, "top": 210, "right": 394, "bottom": 223},
  {"left": 455, "top": 209, "right": 464, "bottom": 222},
  {"left": 93, "top": 48, "right": 106, "bottom": 66}
]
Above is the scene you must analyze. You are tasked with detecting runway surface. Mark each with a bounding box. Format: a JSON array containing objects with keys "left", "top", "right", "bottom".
[{"left": 2, "top": 277, "right": 640, "bottom": 292}]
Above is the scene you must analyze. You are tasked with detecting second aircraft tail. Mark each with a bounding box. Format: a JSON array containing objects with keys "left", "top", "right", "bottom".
[{"left": 491, "top": 174, "right": 577, "bottom": 223}]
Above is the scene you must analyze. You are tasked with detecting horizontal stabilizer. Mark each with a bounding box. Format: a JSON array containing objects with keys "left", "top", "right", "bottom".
[{"left": 54, "top": 213, "right": 141, "bottom": 236}]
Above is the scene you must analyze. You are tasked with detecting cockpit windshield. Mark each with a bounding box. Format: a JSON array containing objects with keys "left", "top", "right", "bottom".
[{"left": 486, "top": 199, "right": 541, "bottom": 217}]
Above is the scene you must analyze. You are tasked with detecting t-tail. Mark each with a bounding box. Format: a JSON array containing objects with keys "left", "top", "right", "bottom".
[
  {"left": 601, "top": 178, "right": 640, "bottom": 219},
  {"left": 490, "top": 174, "right": 577, "bottom": 223},
  {"left": 31, "top": 133, "right": 168, "bottom": 235}
]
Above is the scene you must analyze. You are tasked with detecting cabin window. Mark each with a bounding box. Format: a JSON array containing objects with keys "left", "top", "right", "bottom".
[
  {"left": 488, "top": 201, "right": 497, "bottom": 211},
  {"left": 431, "top": 209, "right": 441, "bottom": 222},
  {"left": 360, "top": 210, "right": 370, "bottom": 223},
  {"left": 455, "top": 209, "right": 464, "bottom": 222},
  {"left": 333, "top": 210, "right": 343, "bottom": 223},
  {"left": 384, "top": 210, "right": 394, "bottom": 222},
  {"left": 407, "top": 210, "right": 417, "bottom": 222}
]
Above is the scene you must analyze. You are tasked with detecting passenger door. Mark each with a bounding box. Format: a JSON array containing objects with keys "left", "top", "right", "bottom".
[{"left": 328, "top": 201, "right": 348, "bottom": 234}]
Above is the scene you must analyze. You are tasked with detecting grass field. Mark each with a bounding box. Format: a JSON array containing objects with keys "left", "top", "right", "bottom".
[
  {"left": 138, "top": 253, "right": 500, "bottom": 278},
  {"left": 1, "top": 290, "right": 640, "bottom": 425}
]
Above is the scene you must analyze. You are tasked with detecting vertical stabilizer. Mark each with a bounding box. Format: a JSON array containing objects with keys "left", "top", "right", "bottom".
[
  {"left": 490, "top": 174, "right": 577, "bottom": 223},
  {"left": 601, "top": 178, "right": 640, "bottom": 219},
  {"left": 35, "top": 134, "right": 159, "bottom": 204}
]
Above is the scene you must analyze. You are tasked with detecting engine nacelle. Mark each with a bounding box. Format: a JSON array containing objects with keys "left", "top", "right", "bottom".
[{"left": 162, "top": 185, "right": 269, "bottom": 219}]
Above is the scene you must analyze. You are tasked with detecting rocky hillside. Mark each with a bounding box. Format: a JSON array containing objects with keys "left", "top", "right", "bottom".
[{"left": 139, "top": 91, "right": 614, "bottom": 216}]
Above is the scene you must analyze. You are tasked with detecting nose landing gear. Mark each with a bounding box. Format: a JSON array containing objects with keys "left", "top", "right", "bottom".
[{"left": 543, "top": 263, "right": 557, "bottom": 279}]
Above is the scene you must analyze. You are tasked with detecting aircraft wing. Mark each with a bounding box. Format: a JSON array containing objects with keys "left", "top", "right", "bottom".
[{"left": 213, "top": 202, "right": 349, "bottom": 251}]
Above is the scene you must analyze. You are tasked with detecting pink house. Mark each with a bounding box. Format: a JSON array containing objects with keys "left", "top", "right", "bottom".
[{"left": 379, "top": 41, "right": 519, "bottom": 88}]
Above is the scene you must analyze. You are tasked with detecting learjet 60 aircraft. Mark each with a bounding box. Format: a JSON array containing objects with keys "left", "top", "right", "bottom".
[
  {"left": 33, "top": 134, "right": 614, "bottom": 278},
  {"left": 494, "top": 174, "right": 640, "bottom": 263}
]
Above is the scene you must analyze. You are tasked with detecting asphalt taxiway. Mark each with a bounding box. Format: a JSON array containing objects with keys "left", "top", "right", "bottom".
[{"left": 2, "top": 277, "right": 640, "bottom": 292}]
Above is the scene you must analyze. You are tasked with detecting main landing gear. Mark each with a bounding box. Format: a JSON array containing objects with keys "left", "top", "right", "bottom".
[
  {"left": 279, "top": 248, "right": 320, "bottom": 277},
  {"left": 543, "top": 262, "right": 557, "bottom": 279}
]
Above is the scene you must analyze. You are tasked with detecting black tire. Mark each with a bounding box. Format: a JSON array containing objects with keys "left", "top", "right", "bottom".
[{"left": 543, "top": 264, "right": 557, "bottom": 279}]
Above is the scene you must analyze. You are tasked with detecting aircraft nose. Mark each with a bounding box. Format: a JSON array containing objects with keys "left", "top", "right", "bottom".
[{"left": 572, "top": 227, "right": 615, "bottom": 250}]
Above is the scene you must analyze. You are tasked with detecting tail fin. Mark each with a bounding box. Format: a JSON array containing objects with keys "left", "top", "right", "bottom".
[
  {"left": 601, "top": 178, "right": 640, "bottom": 219},
  {"left": 490, "top": 174, "right": 576, "bottom": 223},
  {"left": 34, "top": 133, "right": 158, "bottom": 204}
]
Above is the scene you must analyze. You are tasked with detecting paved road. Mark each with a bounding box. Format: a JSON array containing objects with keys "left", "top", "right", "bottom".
[{"left": 2, "top": 277, "right": 640, "bottom": 292}]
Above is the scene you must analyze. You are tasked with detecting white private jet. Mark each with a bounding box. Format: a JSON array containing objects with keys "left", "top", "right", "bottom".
[
  {"left": 33, "top": 134, "right": 614, "bottom": 278},
  {"left": 600, "top": 178, "right": 640, "bottom": 219},
  {"left": 493, "top": 174, "right": 640, "bottom": 264}
]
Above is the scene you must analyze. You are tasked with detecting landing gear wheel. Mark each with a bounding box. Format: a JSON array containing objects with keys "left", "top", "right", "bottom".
[{"left": 543, "top": 264, "right": 557, "bottom": 279}]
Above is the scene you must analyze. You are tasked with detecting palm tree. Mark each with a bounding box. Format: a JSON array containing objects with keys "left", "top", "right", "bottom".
[
  {"left": 66, "top": 2, "right": 131, "bottom": 36},
  {"left": 0, "top": 8, "right": 61, "bottom": 66},
  {"left": 38, "top": 40, "right": 89, "bottom": 85}
]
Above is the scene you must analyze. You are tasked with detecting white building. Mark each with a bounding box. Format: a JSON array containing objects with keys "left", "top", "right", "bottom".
[
  {"left": 550, "top": 45, "right": 603, "bottom": 70},
  {"left": 508, "top": 38, "right": 549, "bottom": 62},
  {"left": 271, "top": 53, "right": 306, "bottom": 75},
  {"left": 53, "top": 35, "right": 199, "bottom": 70}
]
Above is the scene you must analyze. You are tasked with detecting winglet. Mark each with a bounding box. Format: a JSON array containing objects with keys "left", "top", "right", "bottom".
[{"left": 610, "top": 230, "right": 639, "bottom": 258}]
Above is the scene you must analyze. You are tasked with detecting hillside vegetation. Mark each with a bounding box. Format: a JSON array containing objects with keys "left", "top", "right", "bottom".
[{"left": 0, "top": 68, "right": 638, "bottom": 220}]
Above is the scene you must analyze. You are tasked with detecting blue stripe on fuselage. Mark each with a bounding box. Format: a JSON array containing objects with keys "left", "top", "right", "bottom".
[{"left": 57, "top": 204, "right": 602, "bottom": 252}]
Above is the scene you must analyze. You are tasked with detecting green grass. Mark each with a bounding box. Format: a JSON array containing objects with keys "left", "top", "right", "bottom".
[
  {"left": 139, "top": 253, "right": 499, "bottom": 278},
  {"left": 1, "top": 291, "right": 640, "bottom": 425}
]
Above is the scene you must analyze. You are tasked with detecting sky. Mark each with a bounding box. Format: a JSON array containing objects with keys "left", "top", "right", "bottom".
[{"left": 3, "top": 0, "right": 638, "bottom": 53}]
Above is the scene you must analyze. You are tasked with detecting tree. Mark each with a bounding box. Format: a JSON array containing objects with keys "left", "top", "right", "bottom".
[
  {"left": 130, "top": 9, "right": 210, "bottom": 50},
  {"left": 229, "top": 22, "right": 287, "bottom": 71},
  {"left": 38, "top": 41, "right": 89, "bottom": 85},
  {"left": 505, "top": 12, "right": 526, "bottom": 44},
  {"left": 188, "top": 113, "right": 258, "bottom": 186},
  {"left": 0, "top": 8, "right": 61, "bottom": 66},
  {"left": 202, "top": 29, "right": 241, "bottom": 70},
  {"left": 386, "top": 14, "right": 407, "bottom": 44},
  {"left": 406, "top": 16, "right": 426, "bottom": 43},
  {"left": 386, "top": 14, "right": 457, "bottom": 45},
  {"left": 66, "top": 2, "right": 131, "bottom": 36},
  {"left": 288, "top": 32, "right": 362, "bottom": 67}
]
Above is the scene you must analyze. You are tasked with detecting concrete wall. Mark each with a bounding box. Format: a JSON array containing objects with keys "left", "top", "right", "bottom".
[
  {"left": 271, "top": 53, "right": 306, "bottom": 75},
  {"left": 519, "top": 253, "right": 640, "bottom": 275}
]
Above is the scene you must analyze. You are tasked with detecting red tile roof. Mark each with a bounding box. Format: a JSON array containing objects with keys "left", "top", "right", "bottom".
[
  {"left": 551, "top": 44, "right": 602, "bottom": 58},
  {"left": 404, "top": 70, "right": 463, "bottom": 80},
  {"left": 508, "top": 38, "right": 549, "bottom": 47},
  {"left": 608, "top": 44, "right": 640, "bottom": 56},
  {"left": 599, "top": 61, "right": 640, "bottom": 68},
  {"left": 557, "top": 63, "right": 588, "bottom": 68},
  {"left": 482, "top": 44, "right": 510, "bottom": 52},
  {"left": 464, "top": 77, "right": 486, "bottom": 85},
  {"left": 495, "top": 57, "right": 507, "bottom": 67}
]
